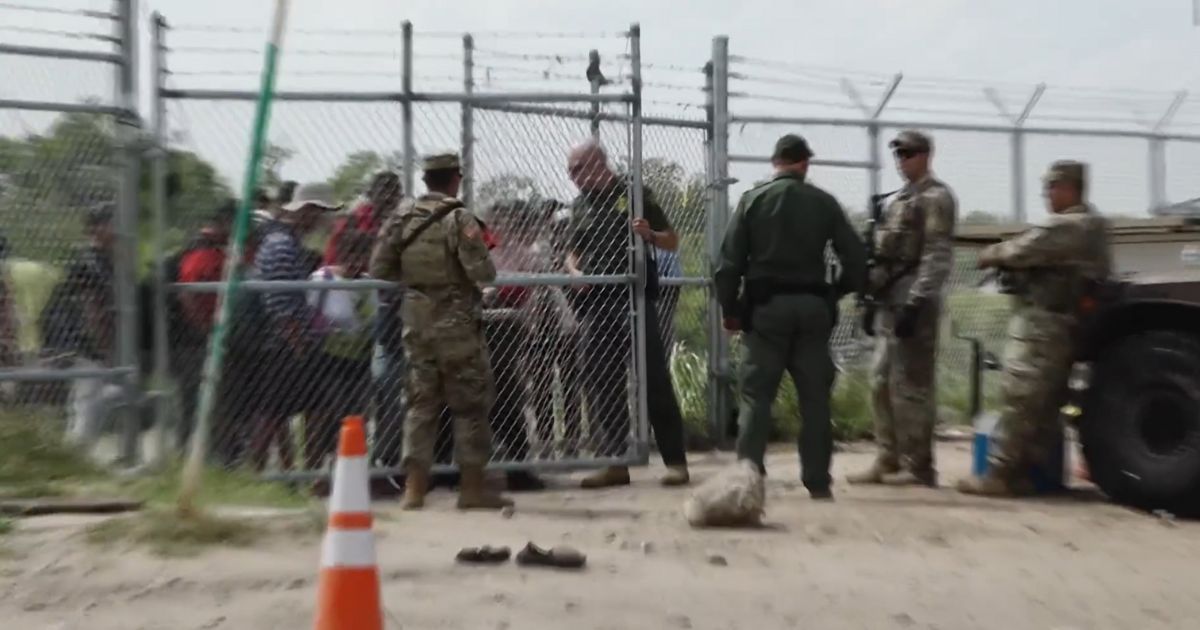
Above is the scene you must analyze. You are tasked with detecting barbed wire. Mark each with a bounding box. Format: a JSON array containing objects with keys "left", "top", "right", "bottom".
[
  {"left": 474, "top": 48, "right": 592, "bottom": 63},
  {"left": 0, "top": 24, "right": 115, "bottom": 42},
  {"left": 0, "top": 1, "right": 112, "bottom": 19},
  {"left": 168, "top": 45, "right": 398, "bottom": 59},
  {"left": 170, "top": 24, "right": 398, "bottom": 37},
  {"left": 420, "top": 29, "right": 629, "bottom": 39}
]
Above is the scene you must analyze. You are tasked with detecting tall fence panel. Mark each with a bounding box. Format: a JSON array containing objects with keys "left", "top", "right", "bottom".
[
  {"left": 152, "top": 19, "right": 678, "bottom": 479},
  {"left": 0, "top": 0, "right": 143, "bottom": 466}
]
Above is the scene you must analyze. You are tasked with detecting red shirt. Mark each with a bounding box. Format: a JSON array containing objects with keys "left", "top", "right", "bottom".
[
  {"left": 324, "top": 201, "right": 383, "bottom": 265},
  {"left": 177, "top": 246, "right": 226, "bottom": 330}
]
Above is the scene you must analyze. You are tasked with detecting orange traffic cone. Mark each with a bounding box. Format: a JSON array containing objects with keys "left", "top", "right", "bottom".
[{"left": 314, "top": 416, "right": 383, "bottom": 630}]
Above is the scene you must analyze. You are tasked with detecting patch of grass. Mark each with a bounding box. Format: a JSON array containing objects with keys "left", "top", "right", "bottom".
[
  {"left": 0, "top": 410, "right": 105, "bottom": 499},
  {"left": 0, "top": 517, "right": 13, "bottom": 536},
  {"left": 120, "top": 461, "right": 310, "bottom": 510},
  {"left": 85, "top": 508, "right": 264, "bottom": 558}
]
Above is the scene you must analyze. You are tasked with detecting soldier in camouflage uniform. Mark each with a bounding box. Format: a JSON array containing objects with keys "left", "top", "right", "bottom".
[
  {"left": 848, "top": 130, "right": 958, "bottom": 488},
  {"left": 957, "top": 160, "right": 1112, "bottom": 497},
  {"left": 368, "top": 152, "right": 512, "bottom": 511}
]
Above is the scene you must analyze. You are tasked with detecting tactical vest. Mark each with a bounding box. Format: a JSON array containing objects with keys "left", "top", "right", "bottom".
[
  {"left": 397, "top": 197, "right": 472, "bottom": 287},
  {"left": 1017, "top": 207, "right": 1112, "bottom": 314},
  {"left": 875, "top": 183, "right": 930, "bottom": 271}
]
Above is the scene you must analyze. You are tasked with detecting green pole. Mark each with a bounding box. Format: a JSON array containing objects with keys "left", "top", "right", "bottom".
[{"left": 178, "top": 0, "right": 291, "bottom": 516}]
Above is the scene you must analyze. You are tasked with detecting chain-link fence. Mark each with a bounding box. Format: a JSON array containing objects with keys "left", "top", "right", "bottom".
[
  {"left": 11, "top": 9, "right": 1200, "bottom": 479},
  {"left": 150, "top": 20, "right": 709, "bottom": 479},
  {"left": 702, "top": 37, "right": 1200, "bottom": 436},
  {"left": 0, "top": 0, "right": 145, "bottom": 466}
]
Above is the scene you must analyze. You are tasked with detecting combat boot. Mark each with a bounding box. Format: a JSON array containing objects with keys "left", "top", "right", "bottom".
[
  {"left": 580, "top": 466, "right": 631, "bottom": 489},
  {"left": 845, "top": 459, "right": 900, "bottom": 485},
  {"left": 955, "top": 473, "right": 1034, "bottom": 498},
  {"left": 660, "top": 465, "right": 690, "bottom": 487},
  {"left": 401, "top": 462, "right": 430, "bottom": 511},
  {"left": 457, "top": 465, "right": 514, "bottom": 510},
  {"left": 882, "top": 469, "right": 938, "bottom": 488}
]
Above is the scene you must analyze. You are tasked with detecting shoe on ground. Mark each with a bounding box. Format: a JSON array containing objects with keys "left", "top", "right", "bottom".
[
  {"left": 846, "top": 462, "right": 900, "bottom": 485},
  {"left": 660, "top": 465, "right": 690, "bottom": 487},
  {"left": 881, "top": 469, "right": 938, "bottom": 488},
  {"left": 580, "top": 466, "right": 631, "bottom": 489}
]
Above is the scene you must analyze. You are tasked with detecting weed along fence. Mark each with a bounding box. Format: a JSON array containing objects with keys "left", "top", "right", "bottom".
[{"left": 5, "top": 8, "right": 1200, "bottom": 480}]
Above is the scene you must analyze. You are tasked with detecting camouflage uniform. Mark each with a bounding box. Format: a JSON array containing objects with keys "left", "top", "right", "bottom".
[
  {"left": 852, "top": 130, "right": 957, "bottom": 487},
  {"left": 369, "top": 152, "right": 509, "bottom": 510},
  {"left": 959, "top": 161, "right": 1112, "bottom": 496}
]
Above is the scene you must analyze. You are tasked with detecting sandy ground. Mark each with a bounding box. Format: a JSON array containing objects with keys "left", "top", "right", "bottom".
[{"left": 3, "top": 442, "right": 1200, "bottom": 630}]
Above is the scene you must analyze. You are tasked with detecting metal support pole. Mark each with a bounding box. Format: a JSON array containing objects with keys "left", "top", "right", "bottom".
[
  {"left": 401, "top": 21, "right": 415, "bottom": 196},
  {"left": 628, "top": 23, "right": 650, "bottom": 463},
  {"left": 589, "top": 49, "right": 602, "bottom": 139},
  {"left": 867, "top": 74, "right": 902, "bottom": 200},
  {"left": 710, "top": 35, "right": 732, "bottom": 449},
  {"left": 1012, "top": 84, "right": 1045, "bottom": 223},
  {"left": 461, "top": 34, "right": 475, "bottom": 209},
  {"left": 149, "top": 12, "right": 173, "bottom": 462},
  {"left": 1149, "top": 91, "right": 1187, "bottom": 211},
  {"left": 113, "top": 0, "right": 142, "bottom": 466}
]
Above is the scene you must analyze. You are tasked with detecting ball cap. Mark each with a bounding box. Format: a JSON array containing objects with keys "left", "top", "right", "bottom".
[{"left": 772, "top": 134, "right": 815, "bottom": 163}]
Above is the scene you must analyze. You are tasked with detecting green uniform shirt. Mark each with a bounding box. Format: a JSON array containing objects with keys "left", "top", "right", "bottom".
[
  {"left": 714, "top": 172, "right": 866, "bottom": 316},
  {"left": 568, "top": 182, "right": 671, "bottom": 277}
]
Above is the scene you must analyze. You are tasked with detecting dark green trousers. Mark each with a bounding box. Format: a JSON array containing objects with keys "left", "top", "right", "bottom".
[{"left": 735, "top": 294, "right": 836, "bottom": 491}]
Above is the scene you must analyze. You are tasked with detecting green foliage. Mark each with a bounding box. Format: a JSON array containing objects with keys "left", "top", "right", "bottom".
[
  {"left": 326, "top": 150, "right": 403, "bottom": 202},
  {"left": 476, "top": 172, "right": 545, "bottom": 210}
]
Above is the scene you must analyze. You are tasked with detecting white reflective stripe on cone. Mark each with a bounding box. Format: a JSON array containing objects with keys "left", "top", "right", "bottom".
[
  {"left": 330, "top": 456, "right": 371, "bottom": 513},
  {"left": 320, "top": 529, "right": 377, "bottom": 568}
]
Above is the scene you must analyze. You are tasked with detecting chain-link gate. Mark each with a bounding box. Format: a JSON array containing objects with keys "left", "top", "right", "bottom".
[
  {"left": 148, "top": 19, "right": 724, "bottom": 481},
  {"left": 0, "top": 0, "right": 144, "bottom": 467}
]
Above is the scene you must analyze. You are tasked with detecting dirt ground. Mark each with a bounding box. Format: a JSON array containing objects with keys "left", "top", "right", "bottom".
[{"left": 2, "top": 441, "right": 1199, "bottom": 630}]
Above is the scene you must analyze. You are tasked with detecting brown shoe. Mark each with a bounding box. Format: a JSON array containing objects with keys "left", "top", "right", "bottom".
[
  {"left": 401, "top": 462, "right": 429, "bottom": 511},
  {"left": 580, "top": 466, "right": 631, "bottom": 489},
  {"left": 955, "top": 473, "right": 1033, "bottom": 498},
  {"left": 457, "top": 465, "right": 514, "bottom": 510},
  {"left": 660, "top": 465, "right": 690, "bottom": 487},
  {"left": 846, "top": 461, "right": 900, "bottom": 485},
  {"left": 882, "top": 469, "right": 938, "bottom": 488}
]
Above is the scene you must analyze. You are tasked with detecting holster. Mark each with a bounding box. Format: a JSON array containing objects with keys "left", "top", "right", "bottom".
[{"left": 740, "top": 278, "right": 831, "bottom": 334}]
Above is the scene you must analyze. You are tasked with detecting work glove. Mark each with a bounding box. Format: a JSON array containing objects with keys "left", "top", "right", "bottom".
[{"left": 893, "top": 301, "right": 923, "bottom": 339}]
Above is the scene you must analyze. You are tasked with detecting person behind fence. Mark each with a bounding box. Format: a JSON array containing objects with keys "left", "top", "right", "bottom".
[
  {"left": 304, "top": 228, "right": 378, "bottom": 471},
  {"left": 848, "top": 130, "right": 958, "bottom": 489},
  {"left": 714, "top": 134, "right": 866, "bottom": 501},
  {"left": 249, "top": 182, "right": 340, "bottom": 471},
  {"left": 369, "top": 151, "right": 513, "bottom": 511},
  {"left": 564, "top": 139, "right": 689, "bottom": 489},
  {"left": 40, "top": 204, "right": 122, "bottom": 448},
  {"left": 165, "top": 201, "right": 235, "bottom": 450},
  {"left": 957, "top": 160, "right": 1112, "bottom": 497}
]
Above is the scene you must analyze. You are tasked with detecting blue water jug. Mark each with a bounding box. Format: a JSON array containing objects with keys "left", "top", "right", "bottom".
[{"left": 972, "top": 411, "right": 1068, "bottom": 493}]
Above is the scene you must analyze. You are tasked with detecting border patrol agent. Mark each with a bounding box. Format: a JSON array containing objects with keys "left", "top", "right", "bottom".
[{"left": 714, "top": 134, "right": 867, "bottom": 500}]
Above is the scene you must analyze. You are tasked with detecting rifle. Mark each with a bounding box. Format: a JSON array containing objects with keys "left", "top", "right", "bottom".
[{"left": 858, "top": 189, "right": 899, "bottom": 336}]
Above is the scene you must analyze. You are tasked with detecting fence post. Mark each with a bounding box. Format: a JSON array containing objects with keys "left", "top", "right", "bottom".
[
  {"left": 401, "top": 21, "right": 415, "bottom": 196},
  {"left": 1011, "top": 84, "right": 1045, "bottom": 223},
  {"left": 628, "top": 23, "right": 651, "bottom": 462},
  {"left": 149, "top": 12, "right": 173, "bottom": 463},
  {"left": 709, "top": 35, "right": 732, "bottom": 448},
  {"left": 1149, "top": 90, "right": 1187, "bottom": 211},
  {"left": 113, "top": 0, "right": 143, "bottom": 466},
  {"left": 461, "top": 34, "right": 475, "bottom": 209}
]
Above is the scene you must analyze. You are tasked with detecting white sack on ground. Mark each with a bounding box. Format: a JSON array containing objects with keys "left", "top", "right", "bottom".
[{"left": 683, "top": 459, "right": 765, "bottom": 528}]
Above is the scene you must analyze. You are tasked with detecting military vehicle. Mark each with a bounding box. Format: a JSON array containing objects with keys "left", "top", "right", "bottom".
[{"left": 1071, "top": 269, "right": 1200, "bottom": 516}]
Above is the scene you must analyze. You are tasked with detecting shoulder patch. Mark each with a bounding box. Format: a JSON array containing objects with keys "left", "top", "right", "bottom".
[{"left": 462, "top": 218, "right": 481, "bottom": 241}]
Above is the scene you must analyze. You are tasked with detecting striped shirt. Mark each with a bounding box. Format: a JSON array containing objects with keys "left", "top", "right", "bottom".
[{"left": 254, "top": 221, "right": 317, "bottom": 334}]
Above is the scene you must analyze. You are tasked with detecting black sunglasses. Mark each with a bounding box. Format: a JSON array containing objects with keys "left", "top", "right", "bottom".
[{"left": 893, "top": 148, "right": 925, "bottom": 160}]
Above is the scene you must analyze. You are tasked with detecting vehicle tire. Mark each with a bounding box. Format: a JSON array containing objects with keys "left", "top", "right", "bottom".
[{"left": 1080, "top": 329, "right": 1200, "bottom": 516}]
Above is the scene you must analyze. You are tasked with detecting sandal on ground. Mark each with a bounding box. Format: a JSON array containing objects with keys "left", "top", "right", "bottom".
[
  {"left": 514, "top": 542, "right": 587, "bottom": 569},
  {"left": 455, "top": 545, "right": 512, "bottom": 564}
]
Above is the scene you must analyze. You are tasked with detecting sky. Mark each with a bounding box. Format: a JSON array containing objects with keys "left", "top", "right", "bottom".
[{"left": 4, "top": 0, "right": 1200, "bottom": 228}]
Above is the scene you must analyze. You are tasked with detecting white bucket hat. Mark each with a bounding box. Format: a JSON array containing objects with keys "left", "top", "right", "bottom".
[{"left": 281, "top": 182, "right": 342, "bottom": 213}]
